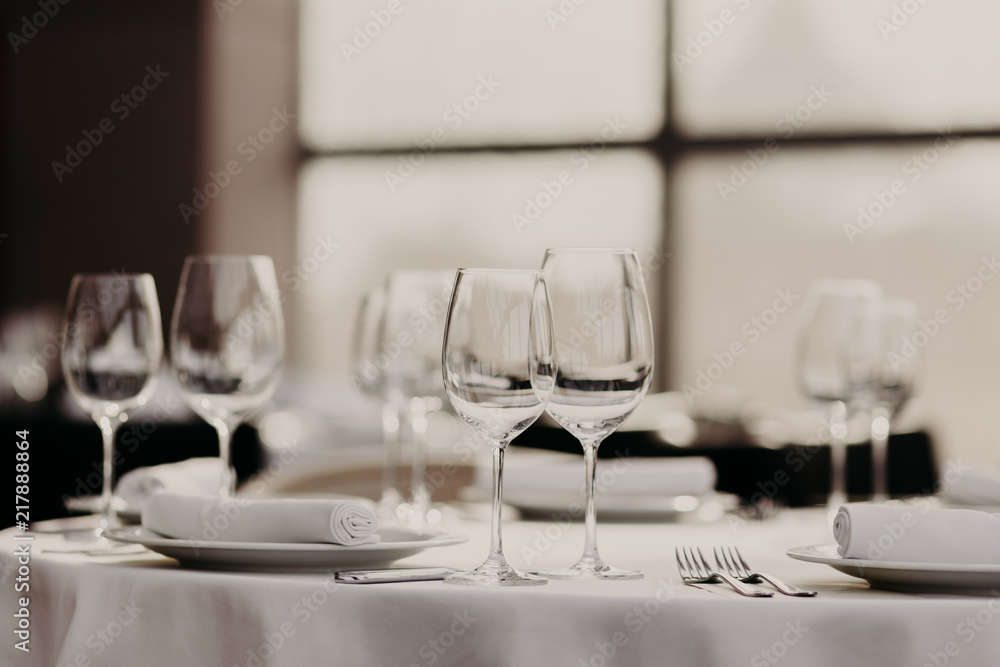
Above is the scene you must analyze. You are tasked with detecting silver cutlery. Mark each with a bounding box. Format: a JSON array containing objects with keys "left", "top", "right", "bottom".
[
  {"left": 675, "top": 547, "right": 773, "bottom": 597},
  {"left": 335, "top": 567, "right": 458, "bottom": 584},
  {"left": 714, "top": 546, "right": 817, "bottom": 597}
]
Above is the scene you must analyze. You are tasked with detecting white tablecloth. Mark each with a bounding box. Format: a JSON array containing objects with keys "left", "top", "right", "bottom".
[{"left": 3, "top": 508, "right": 999, "bottom": 667}]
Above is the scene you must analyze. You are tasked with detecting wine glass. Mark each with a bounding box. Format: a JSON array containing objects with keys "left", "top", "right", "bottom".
[
  {"left": 349, "top": 285, "right": 405, "bottom": 518},
  {"left": 61, "top": 273, "right": 163, "bottom": 547},
  {"left": 796, "top": 279, "right": 882, "bottom": 510},
  {"left": 538, "top": 248, "right": 654, "bottom": 580},
  {"left": 170, "top": 256, "right": 284, "bottom": 496},
  {"left": 441, "top": 269, "right": 554, "bottom": 586},
  {"left": 868, "top": 298, "right": 920, "bottom": 503},
  {"left": 379, "top": 269, "right": 455, "bottom": 524}
]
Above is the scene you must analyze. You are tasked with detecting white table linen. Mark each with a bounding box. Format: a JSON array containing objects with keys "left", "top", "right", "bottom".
[{"left": 4, "top": 509, "right": 1000, "bottom": 667}]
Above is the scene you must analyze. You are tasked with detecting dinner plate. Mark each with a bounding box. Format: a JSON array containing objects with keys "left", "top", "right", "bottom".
[
  {"left": 105, "top": 526, "right": 467, "bottom": 572},
  {"left": 482, "top": 488, "right": 738, "bottom": 523},
  {"left": 787, "top": 544, "right": 1000, "bottom": 594}
]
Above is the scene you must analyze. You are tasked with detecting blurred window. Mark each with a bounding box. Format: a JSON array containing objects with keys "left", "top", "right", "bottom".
[{"left": 299, "top": 0, "right": 1000, "bottom": 462}]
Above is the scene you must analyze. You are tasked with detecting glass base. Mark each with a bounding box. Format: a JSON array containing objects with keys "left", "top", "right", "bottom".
[
  {"left": 445, "top": 562, "right": 547, "bottom": 587},
  {"left": 539, "top": 560, "right": 643, "bottom": 580}
]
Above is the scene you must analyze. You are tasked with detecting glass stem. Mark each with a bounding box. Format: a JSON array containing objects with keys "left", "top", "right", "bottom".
[
  {"left": 96, "top": 415, "right": 120, "bottom": 535},
  {"left": 216, "top": 421, "right": 236, "bottom": 497},
  {"left": 486, "top": 443, "right": 508, "bottom": 568},
  {"left": 379, "top": 401, "right": 403, "bottom": 512},
  {"left": 870, "top": 404, "right": 891, "bottom": 503},
  {"left": 828, "top": 401, "right": 848, "bottom": 510},
  {"left": 409, "top": 399, "right": 431, "bottom": 512},
  {"left": 580, "top": 437, "right": 604, "bottom": 566}
]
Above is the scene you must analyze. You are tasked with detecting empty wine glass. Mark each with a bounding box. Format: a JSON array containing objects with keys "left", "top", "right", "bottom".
[
  {"left": 170, "top": 256, "right": 284, "bottom": 497},
  {"left": 349, "top": 285, "right": 405, "bottom": 518},
  {"left": 796, "top": 279, "right": 882, "bottom": 510},
  {"left": 868, "top": 298, "right": 920, "bottom": 503},
  {"left": 441, "top": 269, "right": 554, "bottom": 586},
  {"left": 538, "top": 248, "right": 654, "bottom": 580},
  {"left": 61, "top": 273, "right": 163, "bottom": 548},
  {"left": 379, "top": 269, "right": 455, "bottom": 524}
]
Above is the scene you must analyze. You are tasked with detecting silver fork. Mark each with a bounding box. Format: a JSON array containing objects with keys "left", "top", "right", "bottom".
[
  {"left": 714, "top": 546, "right": 817, "bottom": 597},
  {"left": 675, "top": 547, "right": 773, "bottom": 597}
]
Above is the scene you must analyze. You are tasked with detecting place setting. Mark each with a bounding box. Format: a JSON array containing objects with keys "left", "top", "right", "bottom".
[
  {"left": 32, "top": 256, "right": 1000, "bottom": 599},
  {"left": 45, "top": 248, "right": 675, "bottom": 587}
]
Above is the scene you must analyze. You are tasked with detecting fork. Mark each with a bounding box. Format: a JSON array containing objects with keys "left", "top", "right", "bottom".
[
  {"left": 675, "top": 547, "right": 773, "bottom": 597},
  {"left": 714, "top": 546, "right": 817, "bottom": 597}
]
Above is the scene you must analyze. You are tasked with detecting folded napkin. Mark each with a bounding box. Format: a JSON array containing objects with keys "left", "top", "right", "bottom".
[
  {"left": 142, "top": 492, "right": 380, "bottom": 545},
  {"left": 497, "top": 454, "right": 717, "bottom": 497},
  {"left": 833, "top": 504, "right": 1000, "bottom": 564},
  {"left": 941, "top": 465, "right": 1000, "bottom": 506},
  {"left": 116, "top": 457, "right": 226, "bottom": 511}
]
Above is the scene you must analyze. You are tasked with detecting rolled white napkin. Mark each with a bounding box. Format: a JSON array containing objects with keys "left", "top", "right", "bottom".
[
  {"left": 833, "top": 504, "right": 1000, "bottom": 564},
  {"left": 496, "top": 454, "right": 716, "bottom": 497},
  {"left": 116, "top": 458, "right": 226, "bottom": 511},
  {"left": 142, "top": 492, "right": 380, "bottom": 545},
  {"left": 941, "top": 465, "right": 1000, "bottom": 506}
]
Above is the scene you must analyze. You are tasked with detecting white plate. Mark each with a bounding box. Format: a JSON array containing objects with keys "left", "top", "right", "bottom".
[
  {"left": 787, "top": 544, "right": 1000, "bottom": 594},
  {"left": 490, "top": 488, "right": 737, "bottom": 522},
  {"left": 105, "top": 526, "right": 467, "bottom": 572}
]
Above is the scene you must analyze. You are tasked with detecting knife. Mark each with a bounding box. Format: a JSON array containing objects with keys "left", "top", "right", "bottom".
[{"left": 335, "top": 567, "right": 458, "bottom": 583}]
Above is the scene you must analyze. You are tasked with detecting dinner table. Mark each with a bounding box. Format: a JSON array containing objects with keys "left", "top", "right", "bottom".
[{"left": 4, "top": 500, "right": 1000, "bottom": 667}]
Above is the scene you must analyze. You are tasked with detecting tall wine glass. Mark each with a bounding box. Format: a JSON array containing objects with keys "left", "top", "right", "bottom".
[
  {"left": 796, "top": 279, "right": 882, "bottom": 510},
  {"left": 379, "top": 269, "right": 455, "bottom": 524},
  {"left": 171, "top": 256, "right": 284, "bottom": 496},
  {"left": 868, "top": 298, "right": 920, "bottom": 503},
  {"left": 61, "top": 273, "right": 163, "bottom": 546},
  {"left": 539, "top": 248, "right": 654, "bottom": 580},
  {"left": 441, "top": 269, "right": 554, "bottom": 586},
  {"left": 349, "top": 285, "right": 405, "bottom": 517}
]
